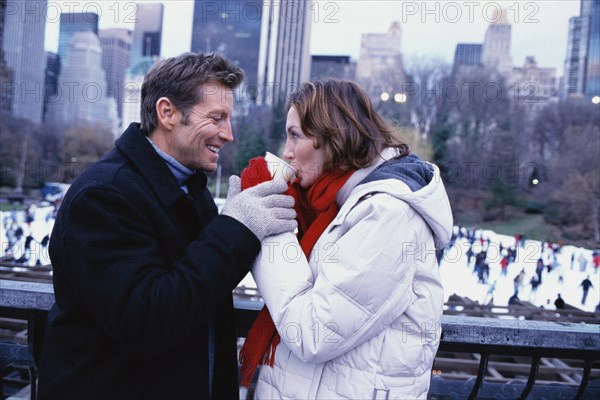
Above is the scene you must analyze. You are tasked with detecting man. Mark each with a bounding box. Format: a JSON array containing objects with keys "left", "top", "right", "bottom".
[
  {"left": 554, "top": 293, "right": 565, "bottom": 309},
  {"left": 38, "top": 53, "right": 296, "bottom": 399},
  {"left": 581, "top": 276, "right": 594, "bottom": 305}
]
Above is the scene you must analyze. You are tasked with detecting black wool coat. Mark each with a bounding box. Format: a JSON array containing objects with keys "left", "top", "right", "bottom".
[{"left": 38, "top": 123, "right": 259, "bottom": 399}]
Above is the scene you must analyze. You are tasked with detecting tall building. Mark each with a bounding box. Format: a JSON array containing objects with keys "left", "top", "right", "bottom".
[
  {"left": 512, "top": 56, "right": 557, "bottom": 98},
  {"left": 0, "top": 0, "right": 14, "bottom": 113},
  {"left": 453, "top": 44, "right": 482, "bottom": 74},
  {"left": 100, "top": 28, "right": 132, "bottom": 124},
  {"left": 191, "top": 0, "right": 263, "bottom": 102},
  {"left": 510, "top": 56, "right": 558, "bottom": 116},
  {"left": 481, "top": 8, "right": 513, "bottom": 76},
  {"left": 310, "top": 55, "right": 356, "bottom": 81},
  {"left": 122, "top": 57, "right": 160, "bottom": 130},
  {"left": 57, "top": 12, "right": 99, "bottom": 66},
  {"left": 2, "top": 0, "right": 47, "bottom": 123},
  {"left": 131, "top": 3, "right": 163, "bottom": 69},
  {"left": 43, "top": 52, "right": 60, "bottom": 121},
  {"left": 257, "top": 0, "right": 312, "bottom": 104},
  {"left": 584, "top": 0, "right": 600, "bottom": 99},
  {"left": 561, "top": 0, "right": 600, "bottom": 99},
  {"left": 355, "top": 21, "right": 408, "bottom": 98},
  {"left": 563, "top": 16, "right": 589, "bottom": 98},
  {"left": 47, "top": 32, "right": 117, "bottom": 132}
]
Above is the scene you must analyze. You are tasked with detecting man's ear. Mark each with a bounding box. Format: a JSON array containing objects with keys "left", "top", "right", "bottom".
[{"left": 156, "top": 97, "right": 178, "bottom": 130}]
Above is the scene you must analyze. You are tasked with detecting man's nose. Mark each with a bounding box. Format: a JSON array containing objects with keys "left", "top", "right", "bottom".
[{"left": 220, "top": 122, "right": 234, "bottom": 142}]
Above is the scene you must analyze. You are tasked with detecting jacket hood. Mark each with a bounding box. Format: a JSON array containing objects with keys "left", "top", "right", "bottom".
[
  {"left": 336, "top": 148, "right": 453, "bottom": 249},
  {"left": 359, "top": 153, "right": 434, "bottom": 191}
]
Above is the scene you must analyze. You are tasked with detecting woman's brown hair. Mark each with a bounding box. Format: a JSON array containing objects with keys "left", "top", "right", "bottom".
[{"left": 287, "top": 79, "right": 409, "bottom": 171}]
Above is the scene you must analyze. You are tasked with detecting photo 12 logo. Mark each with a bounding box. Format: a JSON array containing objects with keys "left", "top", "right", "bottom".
[
  {"left": 4, "top": 1, "right": 139, "bottom": 24},
  {"left": 199, "top": 1, "right": 340, "bottom": 24},
  {"left": 400, "top": 1, "right": 539, "bottom": 24}
]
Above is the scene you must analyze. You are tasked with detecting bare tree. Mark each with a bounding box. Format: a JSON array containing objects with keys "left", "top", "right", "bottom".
[
  {"left": 432, "top": 67, "right": 513, "bottom": 191},
  {"left": 546, "top": 119, "right": 600, "bottom": 243},
  {"left": 357, "top": 53, "right": 411, "bottom": 125},
  {"left": 531, "top": 100, "right": 599, "bottom": 160},
  {"left": 61, "top": 123, "right": 114, "bottom": 182},
  {"left": 0, "top": 113, "right": 45, "bottom": 191},
  {"left": 404, "top": 55, "right": 450, "bottom": 138}
]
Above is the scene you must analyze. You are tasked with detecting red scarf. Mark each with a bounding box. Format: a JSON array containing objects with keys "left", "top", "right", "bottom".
[{"left": 238, "top": 157, "right": 354, "bottom": 387}]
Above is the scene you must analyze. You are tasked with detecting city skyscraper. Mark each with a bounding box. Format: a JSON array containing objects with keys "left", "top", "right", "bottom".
[
  {"left": 310, "top": 55, "right": 356, "bottom": 81},
  {"left": 2, "top": 0, "right": 47, "bottom": 123},
  {"left": 453, "top": 44, "right": 482, "bottom": 74},
  {"left": 0, "top": 0, "right": 14, "bottom": 113},
  {"left": 191, "top": 0, "right": 263, "bottom": 102},
  {"left": 43, "top": 52, "right": 60, "bottom": 121},
  {"left": 355, "top": 21, "right": 407, "bottom": 99},
  {"left": 509, "top": 56, "right": 558, "bottom": 117},
  {"left": 563, "top": 16, "right": 588, "bottom": 98},
  {"left": 57, "top": 12, "right": 99, "bottom": 66},
  {"left": 131, "top": 3, "right": 163, "bottom": 69},
  {"left": 561, "top": 0, "right": 600, "bottom": 99},
  {"left": 257, "top": 0, "right": 312, "bottom": 104},
  {"left": 481, "top": 8, "right": 513, "bottom": 76},
  {"left": 47, "top": 32, "right": 117, "bottom": 131},
  {"left": 584, "top": 0, "right": 600, "bottom": 99},
  {"left": 100, "top": 28, "right": 133, "bottom": 124}
]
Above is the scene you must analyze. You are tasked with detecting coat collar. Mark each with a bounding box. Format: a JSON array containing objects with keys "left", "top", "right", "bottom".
[
  {"left": 335, "top": 147, "right": 399, "bottom": 207},
  {"left": 116, "top": 123, "right": 206, "bottom": 208}
]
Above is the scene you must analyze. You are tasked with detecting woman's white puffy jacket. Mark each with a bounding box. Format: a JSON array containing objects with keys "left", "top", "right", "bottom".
[{"left": 251, "top": 148, "right": 453, "bottom": 399}]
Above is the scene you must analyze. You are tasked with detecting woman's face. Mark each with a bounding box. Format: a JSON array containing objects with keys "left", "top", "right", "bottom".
[{"left": 283, "top": 106, "right": 328, "bottom": 189}]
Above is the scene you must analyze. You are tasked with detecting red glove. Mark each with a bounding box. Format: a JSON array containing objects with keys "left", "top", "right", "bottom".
[{"left": 241, "top": 157, "right": 272, "bottom": 190}]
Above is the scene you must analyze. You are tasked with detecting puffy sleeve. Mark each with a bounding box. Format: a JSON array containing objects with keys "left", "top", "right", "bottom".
[{"left": 252, "top": 194, "right": 433, "bottom": 363}]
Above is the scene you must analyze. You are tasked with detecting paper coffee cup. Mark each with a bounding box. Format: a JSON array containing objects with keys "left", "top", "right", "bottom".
[{"left": 265, "top": 152, "right": 296, "bottom": 182}]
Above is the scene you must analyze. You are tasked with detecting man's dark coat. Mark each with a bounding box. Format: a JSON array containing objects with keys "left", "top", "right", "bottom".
[{"left": 38, "top": 123, "right": 259, "bottom": 399}]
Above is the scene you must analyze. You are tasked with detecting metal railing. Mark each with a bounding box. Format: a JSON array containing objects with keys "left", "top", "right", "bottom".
[{"left": 1, "top": 280, "right": 599, "bottom": 400}]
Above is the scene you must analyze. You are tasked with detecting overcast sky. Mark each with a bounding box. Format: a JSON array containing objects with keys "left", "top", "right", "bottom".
[{"left": 43, "top": 0, "right": 581, "bottom": 75}]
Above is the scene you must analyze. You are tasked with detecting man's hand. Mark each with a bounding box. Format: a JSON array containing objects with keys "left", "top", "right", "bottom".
[{"left": 221, "top": 176, "right": 297, "bottom": 241}]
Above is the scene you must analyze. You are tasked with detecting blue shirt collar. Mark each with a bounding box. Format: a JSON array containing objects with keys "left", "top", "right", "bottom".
[{"left": 145, "top": 137, "right": 195, "bottom": 190}]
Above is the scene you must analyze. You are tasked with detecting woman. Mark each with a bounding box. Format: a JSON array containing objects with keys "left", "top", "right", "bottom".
[{"left": 240, "top": 80, "right": 453, "bottom": 399}]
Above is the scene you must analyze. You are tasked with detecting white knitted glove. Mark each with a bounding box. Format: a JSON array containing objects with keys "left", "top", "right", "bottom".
[{"left": 221, "top": 176, "right": 297, "bottom": 241}]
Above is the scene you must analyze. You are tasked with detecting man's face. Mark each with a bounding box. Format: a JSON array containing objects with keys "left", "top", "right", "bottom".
[{"left": 167, "top": 82, "right": 234, "bottom": 172}]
